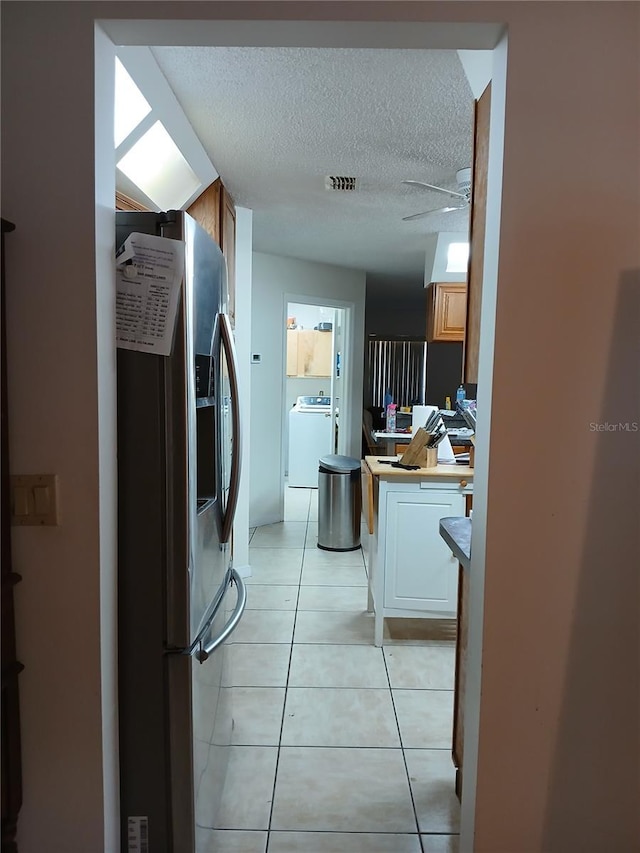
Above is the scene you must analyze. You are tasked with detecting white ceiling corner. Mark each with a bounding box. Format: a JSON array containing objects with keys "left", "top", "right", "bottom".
[
  {"left": 149, "top": 45, "right": 476, "bottom": 281},
  {"left": 457, "top": 50, "right": 493, "bottom": 100}
]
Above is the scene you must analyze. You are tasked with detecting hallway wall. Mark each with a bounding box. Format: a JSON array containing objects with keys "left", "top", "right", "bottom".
[{"left": 250, "top": 252, "right": 365, "bottom": 527}]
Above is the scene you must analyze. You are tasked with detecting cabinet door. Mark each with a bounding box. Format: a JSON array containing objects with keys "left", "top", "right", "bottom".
[
  {"left": 116, "top": 191, "right": 150, "bottom": 211},
  {"left": 296, "top": 330, "right": 332, "bottom": 377},
  {"left": 220, "top": 185, "right": 236, "bottom": 327},
  {"left": 187, "top": 179, "right": 221, "bottom": 246},
  {"left": 384, "top": 489, "right": 464, "bottom": 613},
  {"left": 427, "top": 282, "right": 467, "bottom": 342},
  {"left": 286, "top": 330, "right": 299, "bottom": 376}
]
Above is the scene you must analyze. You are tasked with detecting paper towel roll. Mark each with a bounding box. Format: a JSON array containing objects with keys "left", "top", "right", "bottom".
[{"left": 411, "top": 405, "right": 456, "bottom": 464}]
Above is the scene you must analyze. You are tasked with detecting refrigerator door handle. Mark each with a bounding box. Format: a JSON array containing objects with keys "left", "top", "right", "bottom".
[
  {"left": 195, "top": 569, "right": 246, "bottom": 663},
  {"left": 219, "top": 313, "right": 242, "bottom": 544}
]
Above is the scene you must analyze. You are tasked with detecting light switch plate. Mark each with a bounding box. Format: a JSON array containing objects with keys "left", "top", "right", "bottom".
[{"left": 10, "top": 474, "right": 59, "bottom": 526}]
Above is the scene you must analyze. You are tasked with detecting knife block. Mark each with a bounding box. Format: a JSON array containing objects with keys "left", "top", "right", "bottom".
[
  {"left": 399, "top": 428, "right": 438, "bottom": 468},
  {"left": 422, "top": 447, "right": 438, "bottom": 468}
]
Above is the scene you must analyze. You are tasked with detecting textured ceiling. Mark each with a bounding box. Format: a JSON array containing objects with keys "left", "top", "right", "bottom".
[{"left": 151, "top": 46, "right": 474, "bottom": 282}]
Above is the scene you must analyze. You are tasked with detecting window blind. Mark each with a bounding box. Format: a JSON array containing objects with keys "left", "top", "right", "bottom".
[{"left": 367, "top": 339, "right": 427, "bottom": 409}]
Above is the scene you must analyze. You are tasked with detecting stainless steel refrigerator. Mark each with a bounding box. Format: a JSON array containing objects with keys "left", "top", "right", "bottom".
[{"left": 116, "top": 210, "right": 245, "bottom": 852}]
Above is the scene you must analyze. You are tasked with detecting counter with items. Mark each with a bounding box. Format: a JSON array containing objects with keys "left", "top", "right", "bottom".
[{"left": 362, "top": 456, "right": 473, "bottom": 646}]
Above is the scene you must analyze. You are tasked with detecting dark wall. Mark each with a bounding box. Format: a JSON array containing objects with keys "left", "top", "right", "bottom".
[
  {"left": 364, "top": 274, "right": 464, "bottom": 412},
  {"left": 364, "top": 275, "right": 426, "bottom": 338},
  {"left": 425, "top": 341, "right": 464, "bottom": 409}
]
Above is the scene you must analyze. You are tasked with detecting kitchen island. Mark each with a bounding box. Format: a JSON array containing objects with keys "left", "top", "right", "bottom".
[
  {"left": 439, "top": 515, "right": 472, "bottom": 800},
  {"left": 362, "top": 456, "right": 473, "bottom": 646}
]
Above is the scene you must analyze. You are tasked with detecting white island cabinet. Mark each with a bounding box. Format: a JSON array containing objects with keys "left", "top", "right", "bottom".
[{"left": 363, "top": 458, "right": 473, "bottom": 646}]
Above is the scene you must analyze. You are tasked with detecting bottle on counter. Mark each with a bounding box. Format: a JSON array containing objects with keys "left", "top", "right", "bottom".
[
  {"left": 456, "top": 385, "right": 465, "bottom": 408},
  {"left": 386, "top": 403, "right": 397, "bottom": 432}
]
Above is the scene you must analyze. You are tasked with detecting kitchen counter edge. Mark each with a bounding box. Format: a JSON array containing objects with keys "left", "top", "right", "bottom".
[
  {"left": 364, "top": 456, "right": 474, "bottom": 481},
  {"left": 439, "top": 517, "right": 472, "bottom": 570}
]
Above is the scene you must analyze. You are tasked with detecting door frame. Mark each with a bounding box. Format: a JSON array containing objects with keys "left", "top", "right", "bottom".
[
  {"left": 281, "top": 292, "right": 354, "bottom": 502},
  {"left": 95, "top": 11, "right": 509, "bottom": 846}
]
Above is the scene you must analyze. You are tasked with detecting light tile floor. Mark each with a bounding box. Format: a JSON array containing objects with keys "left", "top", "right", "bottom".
[{"left": 204, "top": 486, "right": 460, "bottom": 853}]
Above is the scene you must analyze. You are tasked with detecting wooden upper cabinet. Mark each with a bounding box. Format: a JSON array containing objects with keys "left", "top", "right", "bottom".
[
  {"left": 187, "top": 179, "right": 236, "bottom": 327},
  {"left": 426, "top": 282, "right": 467, "bottom": 342},
  {"left": 116, "top": 191, "right": 150, "bottom": 212},
  {"left": 220, "top": 185, "right": 236, "bottom": 328},
  {"left": 286, "top": 330, "right": 299, "bottom": 376},
  {"left": 286, "top": 329, "right": 332, "bottom": 377},
  {"left": 187, "top": 179, "right": 222, "bottom": 246},
  {"left": 297, "top": 330, "right": 332, "bottom": 376}
]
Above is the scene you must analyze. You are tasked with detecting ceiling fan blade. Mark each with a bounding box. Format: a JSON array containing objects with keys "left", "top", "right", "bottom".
[
  {"left": 402, "top": 179, "right": 467, "bottom": 200},
  {"left": 402, "top": 205, "right": 464, "bottom": 222}
]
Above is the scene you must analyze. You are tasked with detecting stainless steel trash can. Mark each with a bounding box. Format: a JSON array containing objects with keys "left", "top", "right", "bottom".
[{"left": 317, "top": 454, "right": 362, "bottom": 551}]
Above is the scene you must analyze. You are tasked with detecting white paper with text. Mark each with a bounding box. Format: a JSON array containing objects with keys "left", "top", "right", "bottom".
[{"left": 115, "top": 232, "right": 185, "bottom": 356}]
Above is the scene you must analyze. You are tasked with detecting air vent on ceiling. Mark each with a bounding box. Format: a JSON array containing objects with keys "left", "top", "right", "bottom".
[{"left": 325, "top": 176, "right": 357, "bottom": 191}]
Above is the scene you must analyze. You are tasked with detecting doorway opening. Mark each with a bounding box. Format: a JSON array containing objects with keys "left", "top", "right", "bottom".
[
  {"left": 283, "top": 299, "right": 348, "bottom": 489},
  {"left": 94, "top": 16, "right": 510, "bottom": 848}
]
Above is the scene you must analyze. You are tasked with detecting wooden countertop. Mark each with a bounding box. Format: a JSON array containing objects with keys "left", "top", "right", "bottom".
[{"left": 364, "top": 456, "right": 474, "bottom": 481}]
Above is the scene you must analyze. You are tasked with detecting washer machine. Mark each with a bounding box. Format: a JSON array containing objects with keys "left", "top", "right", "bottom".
[{"left": 288, "top": 396, "right": 333, "bottom": 487}]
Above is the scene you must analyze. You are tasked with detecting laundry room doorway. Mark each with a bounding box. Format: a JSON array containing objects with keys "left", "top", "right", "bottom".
[{"left": 283, "top": 299, "right": 347, "bottom": 488}]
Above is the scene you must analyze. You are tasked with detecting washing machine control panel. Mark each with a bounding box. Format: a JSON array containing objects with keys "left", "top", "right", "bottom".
[{"left": 298, "top": 396, "right": 331, "bottom": 409}]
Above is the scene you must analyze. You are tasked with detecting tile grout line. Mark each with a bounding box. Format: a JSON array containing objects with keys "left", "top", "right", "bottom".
[
  {"left": 245, "top": 491, "right": 456, "bottom": 849},
  {"left": 382, "top": 645, "right": 426, "bottom": 853},
  {"left": 265, "top": 489, "right": 310, "bottom": 851}
]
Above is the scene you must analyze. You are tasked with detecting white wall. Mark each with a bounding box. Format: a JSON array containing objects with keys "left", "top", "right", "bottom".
[
  {"left": 231, "top": 207, "right": 253, "bottom": 577},
  {"left": 250, "top": 252, "right": 365, "bottom": 527},
  {"left": 2, "top": 9, "right": 117, "bottom": 852},
  {"left": 467, "top": 9, "right": 639, "bottom": 850},
  {"left": 457, "top": 49, "right": 492, "bottom": 99},
  {"left": 287, "top": 301, "right": 334, "bottom": 331},
  {"left": 2, "top": 4, "right": 638, "bottom": 852},
  {"left": 422, "top": 232, "right": 439, "bottom": 289}
]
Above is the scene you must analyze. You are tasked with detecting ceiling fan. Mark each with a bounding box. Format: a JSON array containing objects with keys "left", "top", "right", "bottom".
[{"left": 402, "top": 167, "right": 472, "bottom": 221}]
